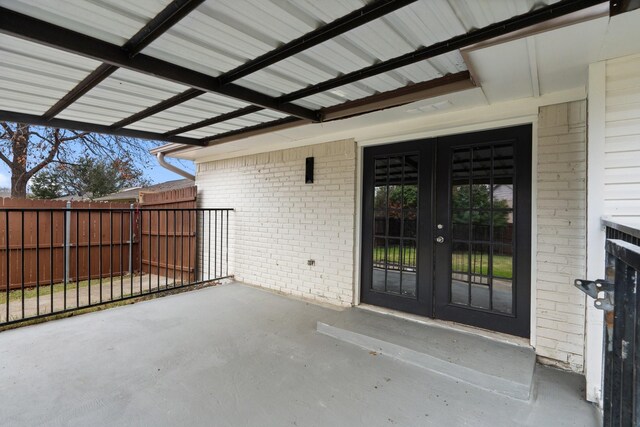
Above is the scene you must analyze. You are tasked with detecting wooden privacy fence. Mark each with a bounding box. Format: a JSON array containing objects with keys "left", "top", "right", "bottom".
[
  {"left": 0, "top": 198, "right": 135, "bottom": 290},
  {"left": 139, "top": 186, "right": 197, "bottom": 284},
  {"left": 0, "top": 186, "right": 198, "bottom": 291}
]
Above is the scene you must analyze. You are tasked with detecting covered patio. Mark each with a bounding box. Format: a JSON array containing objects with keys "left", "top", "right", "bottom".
[
  {"left": 2, "top": 0, "right": 640, "bottom": 424},
  {"left": 0, "top": 283, "right": 598, "bottom": 426}
]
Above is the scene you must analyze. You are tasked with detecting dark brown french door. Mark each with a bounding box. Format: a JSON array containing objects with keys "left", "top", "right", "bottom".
[{"left": 361, "top": 125, "right": 531, "bottom": 337}]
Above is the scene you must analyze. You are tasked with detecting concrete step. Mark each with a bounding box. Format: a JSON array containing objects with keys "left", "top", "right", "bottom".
[{"left": 317, "top": 307, "right": 536, "bottom": 400}]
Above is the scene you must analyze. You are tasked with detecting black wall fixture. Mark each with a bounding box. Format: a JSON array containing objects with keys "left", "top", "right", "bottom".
[{"left": 305, "top": 157, "right": 314, "bottom": 184}]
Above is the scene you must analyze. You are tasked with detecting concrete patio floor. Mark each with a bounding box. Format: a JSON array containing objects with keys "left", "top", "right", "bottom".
[{"left": 0, "top": 282, "right": 599, "bottom": 426}]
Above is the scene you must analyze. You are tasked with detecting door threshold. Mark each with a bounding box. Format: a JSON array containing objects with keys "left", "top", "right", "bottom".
[{"left": 357, "top": 303, "right": 531, "bottom": 349}]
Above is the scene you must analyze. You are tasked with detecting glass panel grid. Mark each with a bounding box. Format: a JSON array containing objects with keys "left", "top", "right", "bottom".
[
  {"left": 371, "top": 154, "right": 419, "bottom": 299},
  {"left": 449, "top": 143, "right": 516, "bottom": 315}
]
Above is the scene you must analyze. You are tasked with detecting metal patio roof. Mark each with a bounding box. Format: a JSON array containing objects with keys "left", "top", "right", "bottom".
[{"left": 0, "top": 0, "right": 617, "bottom": 148}]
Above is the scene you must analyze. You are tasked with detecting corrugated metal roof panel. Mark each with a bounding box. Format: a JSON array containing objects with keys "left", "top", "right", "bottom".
[
  {"left": 233, "top": 0, "right": 556, "bottom": 102},
  {"left": 125, "top": 99, "right": 288, "bottom": 137},
  {"left": 56, "top": 68, "right": 191, "bottom": 125},
  {"left": 179, "top": 110, "right": 290, "bottom": 139},
  {"left": 0, "top": 34, "right": 102, "bottom": 114},
  {"left": 232, "top": 0, "right": 467, "bottom": 99},
  {"left": 289, "top": 51, "right": 467, "bottom": 110},
  {"left": 0, "top": 0, "right": 564, "bottom": 138},
  {"left": 142, "top": 0, "right": 368, "bottom": 78},
  {"left": 0, "top": 0, "right": 173, "bottom": 46},
  {"left": 121, "top": 117, "right": 183, "bottom": 133},
  {"left": 125, "top": 93, "right": 252, "bottom": 133},
  {"left": 447, "top": 0, "right": 556, "bottom": 30}
]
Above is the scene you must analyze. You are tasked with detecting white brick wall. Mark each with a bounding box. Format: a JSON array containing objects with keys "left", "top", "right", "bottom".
[
  {"left": 196, "top": 139, "right": 357, "bottom": 306},
  {"left": 536, "top": 101, "right": 587, "bottom": 371}
]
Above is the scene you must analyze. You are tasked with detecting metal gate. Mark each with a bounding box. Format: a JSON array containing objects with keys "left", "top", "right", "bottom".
[{"left": 576, "top": 220, "right": 640, "bottom": 426}]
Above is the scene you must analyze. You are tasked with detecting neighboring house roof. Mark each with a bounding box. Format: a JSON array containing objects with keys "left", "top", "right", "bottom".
[
  {"left": 54, "top": 194, "right": 92, "bottom": 201},
  {"left": 94, "top": 179, "right": 194, "bottom": 202}
]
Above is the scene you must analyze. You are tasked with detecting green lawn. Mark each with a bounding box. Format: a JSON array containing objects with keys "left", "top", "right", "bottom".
[
  {"left": 452, "top": 252, "right": 512, "bottom": 279},
  {"left": 373, "top": 246, "right": 416, "bottom": 265},
  {"left": 374, "top": 246, "right": 512, "bottom": 278},
  {"left": 0, "top": 275, "right": 134, "bottom": 304}
]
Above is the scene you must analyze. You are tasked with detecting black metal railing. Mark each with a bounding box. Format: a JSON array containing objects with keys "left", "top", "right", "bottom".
[
  {"left": 0, "top": 207, "right": 232, "bottom": 327},
  {"left": 577, "top": 219, "right": 640, "bottom": 426},
  {"left": 603, "top": 220, "right": 640, "bottom": 426}
]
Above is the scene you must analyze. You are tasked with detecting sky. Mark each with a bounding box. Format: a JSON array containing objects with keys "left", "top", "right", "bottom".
[{"left": 0, "top": 144, "right": 195, "bottom": 190}]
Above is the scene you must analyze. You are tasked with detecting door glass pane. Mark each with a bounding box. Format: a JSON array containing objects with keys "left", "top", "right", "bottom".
[
  {"left": 452, "top": 149, "right": 470, "bottom": 180},
  {"left": 494, "top": 145, "right": 514, "bottom": 176},
  {"left": 375, "top": 158, "right": 388, "bottom": 185},
  {"left": 402, "top": 239, "right": 417, "bottom": 297},
  {"left": 387, "top": 179, "right": 402, "bottom": 236},
  {"left": 493, "top": 244, "right": 513, "bottom": 279},
  {"left": 371, "top": 154, "right": 419, "bottom": 300},
  {"left": 471, "top": 283, "right": 490, "bottom": 310},
  {"left": 388, "top": 156, "right": 403, "bottom": 184},
  {"left": 470, "top": 243, "right": 490, "bottom": 309},
  {"left": 471, "top": 212, "right": 491, "bottom": 242},
  {"left": 472, "top": 146, "right": 491, "bottom": 178},
  {"left": 452, "top": 184, "right": 470, "bottom": 210},
  {"left": 492, "top": 210, "right": 513, "bottom": 245},
  {"left": 404, "top": 207, "right": 417, "bottom": 238},
  {"left": 405, "top": 155, "right": 419, "bottom": 183},
  {"left": 493, "top": 180, "right": 513, "bottom": 207},
  {"left": 387, "top": 238, "right": 401, "bottom": 294},
  {"left": 452, "top": 212, "right": 469, "bottom": 240},
  {"left": 493, "top": 278, "right": 513, "bottom": 314},
  {"left": 372, "top": 237, "right": 386, "bottom": 292},
  {"left": 451, "top": 242, "right": 469, "bottom": 305},
  {"left": 471, "top": 183, "right": 491, "bottom": 209},
  {"left": 448, "top": 142, "right": 517, "bottom": 315}
]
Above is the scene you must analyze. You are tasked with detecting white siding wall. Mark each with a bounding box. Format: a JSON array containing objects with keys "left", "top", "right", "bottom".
[
  {"left": 605, "top": 54, "right": 640, "bottom": 219},
  {"left": 196, "top": 139, "right": 357, "bottom": 306},
  {"left": 535, "top": 101, "right": 587, "bottom": 371}
]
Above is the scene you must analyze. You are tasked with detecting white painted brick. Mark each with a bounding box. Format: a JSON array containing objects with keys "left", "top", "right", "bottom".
[
  {"left": 535, "top": 100, "right": 587, "bottom": 372},
  {"left": 196, "top": 139, "right": 356, "bottom": 307}
]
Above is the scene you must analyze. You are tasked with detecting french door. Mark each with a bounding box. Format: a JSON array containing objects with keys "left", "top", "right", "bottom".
[{"left": 361, "top": 125, "right": 531, "bottom": 337}]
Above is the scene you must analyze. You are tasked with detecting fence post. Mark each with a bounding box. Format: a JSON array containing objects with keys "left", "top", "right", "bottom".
[
  {"left": 65, "top": 201, "right": 71, "bottom": 283},
  {"left": 129, "top": 203, "right": 133, "bottom": 275}
]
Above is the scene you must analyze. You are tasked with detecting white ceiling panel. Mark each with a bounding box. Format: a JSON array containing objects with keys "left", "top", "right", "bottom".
[
  {"left": 466, "top": 39, "right": 533, "bottom": 103},
  {"left": 534, "top": 18, "right": 609, "bottom": 95},
  {"left": 465, "top": 11, "right": 640, "bottom": 105}
]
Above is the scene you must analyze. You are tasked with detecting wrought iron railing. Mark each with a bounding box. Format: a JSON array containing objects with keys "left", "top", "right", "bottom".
[
  {"left": 0, "top": 207, "right": 232, "bottom": 327},
  {"left": 575, "top": 218, "right": 640, "bottom": 426}
]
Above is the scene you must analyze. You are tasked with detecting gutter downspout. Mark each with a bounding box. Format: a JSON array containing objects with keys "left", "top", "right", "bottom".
[{"left": 156, "top": 152, "right": 195, "bottom": 181}]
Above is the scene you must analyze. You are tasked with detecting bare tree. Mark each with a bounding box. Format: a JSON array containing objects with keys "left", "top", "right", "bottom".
[{"left": 0, "top": 122, "right": 156, "bottom": 198}]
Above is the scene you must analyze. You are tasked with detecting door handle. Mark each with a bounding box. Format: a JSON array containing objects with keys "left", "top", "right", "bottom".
[{"left": 436, "top": 236, "right": 445, "bottom": 244}]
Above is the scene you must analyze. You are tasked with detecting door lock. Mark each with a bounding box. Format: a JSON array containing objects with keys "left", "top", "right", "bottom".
[{"left": 436, "top": 236, "right": 445, "bottom": 244}]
